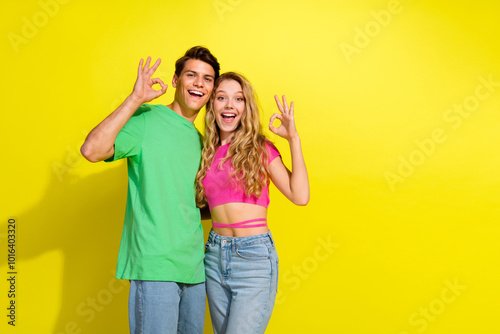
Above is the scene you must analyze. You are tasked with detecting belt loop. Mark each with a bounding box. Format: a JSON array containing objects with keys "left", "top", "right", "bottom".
[
  {"left": 231, "top": 238, "right": 236, "bottom": 252},
  {"left": 211, "top": 230, "right": 216, "bottom": 246}
]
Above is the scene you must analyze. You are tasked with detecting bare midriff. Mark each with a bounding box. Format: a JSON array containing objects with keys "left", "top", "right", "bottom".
[{"left": 210, "top": 202, "right": 269, "bottom": 237}]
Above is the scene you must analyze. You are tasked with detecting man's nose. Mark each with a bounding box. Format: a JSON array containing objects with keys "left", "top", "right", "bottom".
[{"left": 193, "top": 76, "right": 203, "bottom": 87}]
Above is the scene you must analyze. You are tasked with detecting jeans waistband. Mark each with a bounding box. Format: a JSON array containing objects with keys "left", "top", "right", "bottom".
[{"left": 208, "top": 229, "right": 275, "bottom": 248}]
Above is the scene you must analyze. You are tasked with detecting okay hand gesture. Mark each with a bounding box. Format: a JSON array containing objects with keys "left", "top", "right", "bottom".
[
  {"left": 269, "top": 95, "right": 299, "bottom": 141},
  {"left": 131, "top": 57, "right": 168, "bottom": 104}
]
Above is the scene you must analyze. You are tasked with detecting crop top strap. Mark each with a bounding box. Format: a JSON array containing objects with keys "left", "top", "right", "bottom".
[{"left": 212, "top": 218, "right": 268, "bottom": 228}]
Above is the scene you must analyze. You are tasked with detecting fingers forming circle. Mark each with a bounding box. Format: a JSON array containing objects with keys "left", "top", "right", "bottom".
[
  {"left": 269, "top": 113, "right": 283, "bottom": 123},
  {"left": 152, "top": 77, "right": 165, "bottom": 86}
]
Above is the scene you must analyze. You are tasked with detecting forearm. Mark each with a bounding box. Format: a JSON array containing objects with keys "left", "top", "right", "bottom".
[
  {"left": 81, "top": 95, "right": 142, "bottom": 162},
  {"left": 288, "top": 136, "right": 310, "bottom": 205}
]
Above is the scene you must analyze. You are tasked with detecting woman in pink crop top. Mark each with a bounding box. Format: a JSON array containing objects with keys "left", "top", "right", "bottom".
[{"left": 195, "top": 72, "right": 309, "bottom": 334}]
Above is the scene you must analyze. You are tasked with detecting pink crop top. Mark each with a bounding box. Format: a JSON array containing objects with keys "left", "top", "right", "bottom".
[{"left": 202, "top": 139, "right": 281, "bottom": 210}]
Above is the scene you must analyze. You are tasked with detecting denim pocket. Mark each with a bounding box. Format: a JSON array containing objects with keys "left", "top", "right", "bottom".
[
  {"left": 204, "top": 241, "right": 212, "bottom": 252},
  {"left": 235, "top": 243, "right": 270, "bottom": 261}
]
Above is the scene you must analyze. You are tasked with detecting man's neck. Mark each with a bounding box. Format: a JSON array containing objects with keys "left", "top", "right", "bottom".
[{"left": 167, "top": 101, "right": 199, "bottom": 123}]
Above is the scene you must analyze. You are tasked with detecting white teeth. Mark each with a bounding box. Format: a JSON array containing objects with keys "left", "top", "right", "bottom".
[
  {"left": 189, "top": 90, "right": 203, "bottom": 96},
  {"left": 222, "top": 113, "right": 236, "bottom": 118}
]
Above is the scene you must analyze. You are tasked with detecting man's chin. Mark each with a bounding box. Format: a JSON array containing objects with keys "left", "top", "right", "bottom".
[{"left": 189, "top": 100, "right": 209, "bottom": 111}]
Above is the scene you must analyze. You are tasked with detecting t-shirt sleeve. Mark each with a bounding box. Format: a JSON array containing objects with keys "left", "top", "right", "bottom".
[
  {"left": 105, "top": 104, "right": 148, "bottom": 162},
  {"left": 265, "top": 139, "right": 281, "bottom": 165}
]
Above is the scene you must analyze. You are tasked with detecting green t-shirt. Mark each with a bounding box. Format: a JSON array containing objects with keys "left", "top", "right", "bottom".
[{"left": 106, "top": 104, "right": 204, "bottom": 283}]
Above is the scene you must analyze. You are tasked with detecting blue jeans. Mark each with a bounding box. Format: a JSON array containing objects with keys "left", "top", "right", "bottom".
[
  {"left": 205, "top": 230, "right": 279, "bottom": 334},
  {"left": 128, "top": 280, "right": 205, "bottom": 334}
]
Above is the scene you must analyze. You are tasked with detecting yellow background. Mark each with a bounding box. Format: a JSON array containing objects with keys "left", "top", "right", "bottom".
[{"left": 2, "top": 0, "right": 500, "bottom": 333}]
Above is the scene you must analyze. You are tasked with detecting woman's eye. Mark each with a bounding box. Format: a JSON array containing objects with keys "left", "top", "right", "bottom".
[
  {"left": 236, "top": 97, "right": 244, "bottom": 102},
  {"left": 217, "top": 96, "right": 225, "bottom": 101}
]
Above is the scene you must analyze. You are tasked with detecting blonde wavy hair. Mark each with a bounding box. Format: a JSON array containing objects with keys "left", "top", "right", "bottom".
[{"left": 195, "top": 72, "right": 269, "bottom": 207}]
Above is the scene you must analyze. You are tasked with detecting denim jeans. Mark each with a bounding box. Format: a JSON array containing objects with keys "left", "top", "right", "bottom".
[
  {"left": 128, "top": 280, "right": 205, "bottom": 334},
  {"left": 205, "top": 230, "right": 279, "bottom": 334}
]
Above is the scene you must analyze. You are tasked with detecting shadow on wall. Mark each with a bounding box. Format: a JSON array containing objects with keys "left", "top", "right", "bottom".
[
  {"left": 5, "top": 160, "right": 214, "bottom": 333},
  {"left": 11, "top": 165, "right": 130, "bottom": 333}
]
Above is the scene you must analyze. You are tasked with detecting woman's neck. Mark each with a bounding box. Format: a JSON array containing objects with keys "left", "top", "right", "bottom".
[{"left": 220, "top": 132, "right": 234, "bottom": 146}]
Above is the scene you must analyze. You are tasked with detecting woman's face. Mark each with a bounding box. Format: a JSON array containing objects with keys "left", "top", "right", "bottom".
[{"left": 213, "top": 79, "right": 246, "bottom": 142}]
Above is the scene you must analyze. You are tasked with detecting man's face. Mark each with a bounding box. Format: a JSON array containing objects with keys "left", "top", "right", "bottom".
[{"left": 172, "top": 59, "right": 216, "bottom": 113}]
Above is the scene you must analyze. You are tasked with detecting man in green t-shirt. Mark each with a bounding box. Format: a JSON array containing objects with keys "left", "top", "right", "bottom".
[{"left": 81, "top": 46, "right": 220, "bottom": 333}]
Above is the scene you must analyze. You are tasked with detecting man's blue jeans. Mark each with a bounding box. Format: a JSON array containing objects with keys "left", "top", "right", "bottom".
[
  {"left": 205, "top": 230, "right": 279, "bottom": 334},
  {"left": 128, "top": 280, "right": 205, "bottom": 334}
]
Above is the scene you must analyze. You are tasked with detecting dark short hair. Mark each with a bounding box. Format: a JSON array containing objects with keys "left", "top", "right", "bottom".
[{"left": 175, "top": 46, "right": 220, "bottom": 80}]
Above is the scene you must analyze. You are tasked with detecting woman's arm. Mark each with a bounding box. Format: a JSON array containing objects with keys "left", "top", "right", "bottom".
[{"left": 268, "top": 95, "right": 310, "bottom": 205}]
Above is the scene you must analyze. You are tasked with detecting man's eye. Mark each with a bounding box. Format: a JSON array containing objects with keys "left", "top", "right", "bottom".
[{"left": 205, "top": 77, "right": 213, "bottom": 82}]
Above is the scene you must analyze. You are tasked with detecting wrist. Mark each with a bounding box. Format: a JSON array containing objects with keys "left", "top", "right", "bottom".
[
  {"left": 126, "top": 94, "right": 144, "bottom": 108},
  {"left": 288, "top": 135, "right": 301, "bottom": 144}
]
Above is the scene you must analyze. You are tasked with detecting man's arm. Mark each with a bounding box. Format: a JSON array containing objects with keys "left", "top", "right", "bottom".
[{"left": 81, "top": 57, "right": 168, "bottom": 162}]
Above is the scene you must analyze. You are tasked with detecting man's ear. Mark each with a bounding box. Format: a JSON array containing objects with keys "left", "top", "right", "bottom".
[{"left": 172, "top": 74, "right": 178, "bottom": 88}]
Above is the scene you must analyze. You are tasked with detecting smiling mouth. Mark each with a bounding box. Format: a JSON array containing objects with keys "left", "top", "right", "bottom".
[
  {"left": 221, "top": 113, "right": 236, "bottom": 119},
  {"left": 188, "top": 90, "right": 204, "bottom": 98}
]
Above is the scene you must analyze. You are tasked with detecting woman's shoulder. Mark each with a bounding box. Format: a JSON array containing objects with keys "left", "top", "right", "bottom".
[{"left": 263, "top": 138, "right": 281, "bottom": 162}]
